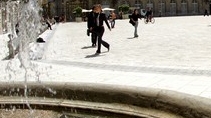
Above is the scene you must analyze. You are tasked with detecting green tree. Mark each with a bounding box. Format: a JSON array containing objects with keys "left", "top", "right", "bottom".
[
  {"left": 73, "top": 6, "right": 82, "bottom": 17},
  {"left": 120, "top": 4, "right": 129, "bottom": 14}
]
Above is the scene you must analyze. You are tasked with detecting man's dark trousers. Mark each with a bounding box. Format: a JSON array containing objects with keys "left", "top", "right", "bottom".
[
  {"left": 91, "top": 32, "right": 97, "bottom": 46},
  {"left": 94, "top": 26, "right": 109, "bottom": 53}
]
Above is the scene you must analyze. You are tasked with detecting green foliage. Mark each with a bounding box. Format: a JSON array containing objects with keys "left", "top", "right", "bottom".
[
  {"left": 118, "top": 5, "right": 123, "bottom": 11},
  {"left": 119, "top": 4, "right": 129, "bottom": 14},
  {"left": 73, "top": 6, "right": 82, "bottom": 17}
]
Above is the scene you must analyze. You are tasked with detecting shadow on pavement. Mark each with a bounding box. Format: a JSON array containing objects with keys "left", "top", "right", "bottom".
[
  {"left": 81, "top": 46, "right": 96, "bottom": 49},
  {"left": 85, "top": 53, "right": 106, "bottom": 58},
  {"left": 127, "top": 37, "right": 136, "bottom": 39}
]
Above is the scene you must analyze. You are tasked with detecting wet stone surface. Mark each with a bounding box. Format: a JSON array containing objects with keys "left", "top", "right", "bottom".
[{"left": 0, "top": 109, "right": 59, "bottom": 118}]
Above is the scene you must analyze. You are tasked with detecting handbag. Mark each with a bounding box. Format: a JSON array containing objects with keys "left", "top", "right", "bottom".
[
  {"left": 129, "top": 19, "right": 135, "bottom": 26},
  {"left": 87, "top": 29, "right": 90, "bottom": 36}
]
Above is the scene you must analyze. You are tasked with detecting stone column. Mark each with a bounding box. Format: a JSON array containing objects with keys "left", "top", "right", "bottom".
[{"left": 0, "top": 3, "right": 2, "bottom": 34}]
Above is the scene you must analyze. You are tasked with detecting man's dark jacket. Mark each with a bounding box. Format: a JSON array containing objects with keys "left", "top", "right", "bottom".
[{"left": 87, "top": 11, "right": 95, "bottom": 29}]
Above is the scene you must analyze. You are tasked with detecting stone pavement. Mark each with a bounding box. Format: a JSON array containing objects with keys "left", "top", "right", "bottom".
[
  {"left": 5, "top": 16, "right": 211, "bottom": 99},
  {"left": 35, "top": 16, "right": 211, "bottom": 99}
]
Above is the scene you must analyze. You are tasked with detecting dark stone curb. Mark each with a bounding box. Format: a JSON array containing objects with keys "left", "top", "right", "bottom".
[{"left": 0, "top": 82, "right": 211, "bottom": 118}]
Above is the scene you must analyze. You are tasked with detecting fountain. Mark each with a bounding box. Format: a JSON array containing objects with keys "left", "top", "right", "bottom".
[
  {"left": 1, "top": 82, "right": 211, "bottom": 118},
  {"left": 1, "top": 0, "right": 211, "bottom": 118}
]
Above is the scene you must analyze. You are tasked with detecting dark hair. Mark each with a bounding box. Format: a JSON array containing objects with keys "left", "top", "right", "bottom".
[
  {"left": 133, "top": 9, "right": 137, "bottom": 14},
  {"left": 92, "top": 5, "right": 95, "bottom": 10}
]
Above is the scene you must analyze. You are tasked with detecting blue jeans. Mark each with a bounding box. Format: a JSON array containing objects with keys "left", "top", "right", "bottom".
[
  {"left": 111, "top": 19, "right": 115, "bottom": 28},
  {"left": 134, "top": 21, "right": 138, "bottom": 37}
]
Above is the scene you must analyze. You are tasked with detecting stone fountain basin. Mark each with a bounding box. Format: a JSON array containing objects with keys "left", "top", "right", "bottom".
[{"left": 0, "top": 82, "right": 211, "bottom": 118}]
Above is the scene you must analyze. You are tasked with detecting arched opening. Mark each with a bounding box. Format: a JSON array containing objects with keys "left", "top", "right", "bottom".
[
  {"left": 147, "top": 0, "right": 153, "bottom": 9},
  {"left": 181, "top": 0, "right": 188, "bottom": 15},
  {"left": 170, "top": 0, "right": 176, "bottom": 15},
  {"left": 66, "top": 1, "right": 70, "bottom": 21},
  {"left": 135, "top": 0, "right": 142, "bottom": 9},
  {"left": 159, "top": 0, "right": 166, "bottom": 16},
  {"left": 134, "top": 0, "right": 143, "bottom": 15},
  {"left": 192, "top": 0, "right": 198, "bottom": 14},
  {"left": 102, "top": 0, "right": 110, "bottom": 8}
]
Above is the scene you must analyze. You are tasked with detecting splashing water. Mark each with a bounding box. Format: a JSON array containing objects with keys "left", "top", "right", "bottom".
[
  {"left": 2, "top": 0, "right": 60, "bottom": 117},
  {"left": 18, "top": 0, "right": 42, "bottom": 112},
  {"left": 17, "top": 0, "right": 42, "bottom": 68},
  {"left": 5, "top": 0, "right": 43, "bottom": 112}
]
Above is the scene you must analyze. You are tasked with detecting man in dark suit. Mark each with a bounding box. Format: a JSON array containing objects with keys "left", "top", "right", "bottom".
[
  {"left": 87, "top": 6, "right": 97, "bottom": 47},
  {"left": 92, "top": 4, "right": 111, "bottom": 54}
]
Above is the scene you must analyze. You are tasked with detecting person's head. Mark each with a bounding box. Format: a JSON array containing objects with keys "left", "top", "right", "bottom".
[
  {"left": 92, "top": 5, "right": 96, "bottom": 13},
  {"left": 134, "top": 9, "right": 138, "bottom": 14},
  {"left": 95, "top": 4, "right": 102, "bottom": 13}
]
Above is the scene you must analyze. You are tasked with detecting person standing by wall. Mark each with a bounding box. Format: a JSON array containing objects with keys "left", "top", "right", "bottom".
[
  {"left": 119, "top": 11, "right": 123, "bottom": 20},
  {"left": 87, "top": 5, "right": 97, "bottom": 47},
  {"left": 93, "top": 4, "right": 111, "bottom": 54},
  {"left": 130, "top": 9, "right": 141, "bottom": 38},
  {"left": 109, "top": 11, "right": 116, "bottom": 28},
  {"left": 146, "top": 7, "right": 153, "bottom": 22},
  {"left": 46, "top": 19, "right": 52, "bottom": 30},
  {"left": 204, "top": 9, "right": 209, "bottom": 16}
]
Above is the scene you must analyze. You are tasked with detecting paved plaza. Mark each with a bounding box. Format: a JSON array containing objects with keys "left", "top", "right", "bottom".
[{"left": 1, "top": 16, "right": 211, "bottom": 99}]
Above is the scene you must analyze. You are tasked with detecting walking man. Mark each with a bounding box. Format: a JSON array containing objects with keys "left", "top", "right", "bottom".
[
  {"left": 87, "top": 5, "right": 97, "bottom": 47},
  {"left": 93, "top": 4, "right": 111, "bottom": 54}
]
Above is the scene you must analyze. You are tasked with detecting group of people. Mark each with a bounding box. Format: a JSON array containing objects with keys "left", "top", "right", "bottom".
[
  {"left": 129, "top": 8, "right": 153, "bottom": 38},
  {"left": 87, "top": 5, "right": 153, "bottom": 53},
  {"left": 87, "top": 4, "right": 111, "bottom": 54}
]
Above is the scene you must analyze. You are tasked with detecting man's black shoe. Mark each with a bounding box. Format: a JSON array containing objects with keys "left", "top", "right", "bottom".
[
  {"left": 96, "top": 50, "right": 101, "bottom": 54},
  {"left": 107, "top": 45, "right": 110, "bottom": 52},
  {"left": 134, "top": 35, "right": 139, "bottom": 38},
  {"left": 92, "top": 44, "right": 96, "bottom": 47}
]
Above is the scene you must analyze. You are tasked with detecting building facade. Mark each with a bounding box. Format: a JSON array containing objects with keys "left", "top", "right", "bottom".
[
  {"left": 0, "top": 0, "right": 210, "bottom": 33},
  {"left": 47, "top": 0, "right": 210, "bottom": 21}
]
